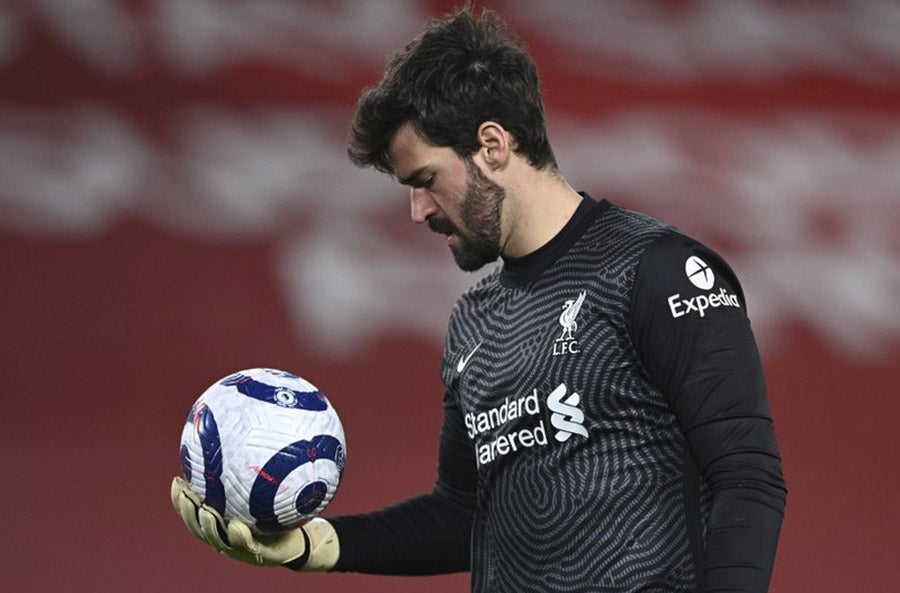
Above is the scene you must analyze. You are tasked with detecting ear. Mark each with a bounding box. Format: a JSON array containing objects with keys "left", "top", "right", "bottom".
[{"left": 475, "top": 121, "right": 511, "bottom": 171}]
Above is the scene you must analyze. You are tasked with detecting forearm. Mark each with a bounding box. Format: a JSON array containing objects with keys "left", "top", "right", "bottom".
[
  {"left": 327, "top": 399, "right": 477, "bottom": 575},
  {"left": 329, "top": 487, "right": 474, "bottom": 574},
  {"left": 702, "top": 450, "right": 786, "bottom": 592}
]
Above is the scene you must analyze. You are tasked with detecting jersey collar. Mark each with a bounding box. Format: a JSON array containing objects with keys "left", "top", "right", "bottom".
[{"left": 499, "top": 192, "right": 610, "bottom": 288}]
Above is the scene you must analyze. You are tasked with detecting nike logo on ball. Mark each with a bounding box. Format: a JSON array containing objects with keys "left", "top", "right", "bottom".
[{"left": 457, "top": 341, "right": 483, "bottom": 373}]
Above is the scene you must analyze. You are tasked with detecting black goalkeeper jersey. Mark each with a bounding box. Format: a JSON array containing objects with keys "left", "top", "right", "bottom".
[{"left": 331, "top": 195, "right": 786, "bottom": 593}]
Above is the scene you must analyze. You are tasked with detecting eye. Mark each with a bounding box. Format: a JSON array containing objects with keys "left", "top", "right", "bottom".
[{"left": 402, "top": 171, "right": 436, "bottom": 190}]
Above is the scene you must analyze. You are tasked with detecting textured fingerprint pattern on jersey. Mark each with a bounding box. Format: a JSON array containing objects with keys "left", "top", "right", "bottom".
[{"left": 442, "top": 203, "right": 706, "bottom": 592}]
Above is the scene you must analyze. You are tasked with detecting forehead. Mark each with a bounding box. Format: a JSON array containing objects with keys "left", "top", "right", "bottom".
[{"left": 387, "top": 123, "right": 458, "bottom": 179}]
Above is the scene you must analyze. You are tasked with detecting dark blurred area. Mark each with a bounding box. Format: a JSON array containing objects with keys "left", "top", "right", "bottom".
[{"left": 1, "top": 1, "right": 898, "bottom": 591}]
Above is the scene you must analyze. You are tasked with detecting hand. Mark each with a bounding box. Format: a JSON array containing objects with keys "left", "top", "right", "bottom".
[{"left": 170, "top": 476, "right": 339, "bottom": 570}]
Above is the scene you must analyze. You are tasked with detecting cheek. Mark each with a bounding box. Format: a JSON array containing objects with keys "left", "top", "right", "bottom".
[
  {"left": 445, "top": 160, "right": 472, "bottom": 196},
  {"left": 429, "top": 159, "right": 477, "bottom": 219}
]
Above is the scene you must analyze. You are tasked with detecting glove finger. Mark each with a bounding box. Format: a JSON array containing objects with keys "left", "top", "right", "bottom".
[
  {"left": 172, "top": 477, "right": 205, "bottom": 507},
  {"left": 169, "top": 476, "right": 185, "bottom": 510},
  {"left": 198, "top": 506, "right": 231, "bottom": 551},
  {"left": 171, "top": 476, "right": 208, "bottom": 523},
  {"left": 171, "top": 479, "right": 206, "bottom": 542},
  {"left": 226, "top": 519, "right": 259, "bottom": 555}
]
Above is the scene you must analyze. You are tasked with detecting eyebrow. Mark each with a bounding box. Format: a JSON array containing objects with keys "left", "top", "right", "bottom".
[{"left": 397, "top": 166, "right": 429, "bottom": 187}]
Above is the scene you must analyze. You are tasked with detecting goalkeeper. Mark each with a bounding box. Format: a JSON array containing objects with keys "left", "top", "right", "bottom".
[{"left": 172, "top": 5, "right": 786, "bottom": 592}]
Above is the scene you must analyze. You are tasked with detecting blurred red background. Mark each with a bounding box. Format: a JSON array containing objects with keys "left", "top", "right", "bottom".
[{"left": 1, "top": 1, "right": 898, "bottom": 592}]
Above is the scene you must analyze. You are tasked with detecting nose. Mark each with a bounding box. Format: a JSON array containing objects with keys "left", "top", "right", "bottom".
[{"left": 410, "top": 187, "right": 439, "bottom": 225}]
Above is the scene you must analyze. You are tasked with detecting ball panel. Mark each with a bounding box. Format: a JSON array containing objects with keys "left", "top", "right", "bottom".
[
  {"left": 179, "top": 444, "right": 193, "bottom": 482},
  {"left": 221, "top": 370, "right": 329, "bottom": 411},
  {"left": 180, "top": 418, "right": 205, "bottom": 499},
  {"left": 295, "top": 481, "right": 328, "bottom": 516},
  {"left": 193, "top": 402, "right": 227, "bottom": 516},
  {"left": 248, "top": 434, "right": 344, "bottom": 532}
]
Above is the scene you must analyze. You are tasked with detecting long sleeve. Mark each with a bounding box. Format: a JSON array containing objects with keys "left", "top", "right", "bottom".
[
  {"left": 328, "top": 396, "right": 477, "bottom": 574},
  {"left": 629, "top": 232, "right": 787, "bottom": 593}
]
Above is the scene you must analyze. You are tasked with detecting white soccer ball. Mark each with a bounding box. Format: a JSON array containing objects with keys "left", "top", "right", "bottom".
[{"left": 179, "top": 368, "right": 346, "bottom": 534}]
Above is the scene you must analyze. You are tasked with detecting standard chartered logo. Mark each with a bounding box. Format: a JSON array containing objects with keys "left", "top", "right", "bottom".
[
  {"left": 465, "top": 383, "right": 588, "bottom": 466},
  {"left": 547, "top": 383, "right": 589, "bottom": 442}
]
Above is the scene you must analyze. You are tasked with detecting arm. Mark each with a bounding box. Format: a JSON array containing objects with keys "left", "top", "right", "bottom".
[
  {"left": 171, "top": 396, "right": 477, "bottom": 574},
  {"left": 329, "top": 396, "right": 477, "bottom": 574},
  {"left": 629, "top": 232, "right": 787, "bottom": 593}
]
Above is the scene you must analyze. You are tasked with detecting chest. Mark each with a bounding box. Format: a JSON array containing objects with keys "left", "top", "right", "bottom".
[{"left": 455, "top": 281, "right": 638, "bottom": 421}]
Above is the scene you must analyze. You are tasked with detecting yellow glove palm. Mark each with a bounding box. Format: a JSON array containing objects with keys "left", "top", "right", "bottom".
[{"left": 170, "top": 476, "right": 339, "bottom": 570}]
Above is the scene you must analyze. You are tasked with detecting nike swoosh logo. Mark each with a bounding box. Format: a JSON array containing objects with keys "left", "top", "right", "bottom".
[{"left": 456, "top": 341, "right": 483, "bottom": 373}]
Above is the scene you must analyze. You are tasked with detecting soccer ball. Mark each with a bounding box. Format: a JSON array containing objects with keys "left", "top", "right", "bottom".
[{"left": 179, "top": 368, "right": 346, "bottom": 534}]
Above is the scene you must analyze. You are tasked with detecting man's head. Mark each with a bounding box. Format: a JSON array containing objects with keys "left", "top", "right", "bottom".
[
  {"left": 386, "top": 119, "right": 507, "bottom": 272},
  {"left": 347, "top": 6, "right": 556, "bottom": 176},
  {"left": 347, "top": 7, "right": 557, "bottom": 271}
]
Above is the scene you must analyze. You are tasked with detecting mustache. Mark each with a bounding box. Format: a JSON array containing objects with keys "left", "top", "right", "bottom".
[{"left": 427, "top": 216, "right": 456, "bottom": 235}]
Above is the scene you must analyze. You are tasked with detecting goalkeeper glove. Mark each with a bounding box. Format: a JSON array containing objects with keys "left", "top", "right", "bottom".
[{"left": 170, "top": 476, "right": 339, "bottom": 570}]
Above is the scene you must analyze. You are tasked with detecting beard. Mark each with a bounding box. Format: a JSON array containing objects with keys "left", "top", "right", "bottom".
[{"left": 428, "top": 158, "right": 506, "bottom": 272}]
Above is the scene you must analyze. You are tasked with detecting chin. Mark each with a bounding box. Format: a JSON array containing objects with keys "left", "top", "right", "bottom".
[{"left": 451, "top": 245, "right": 499, "bottom": 272}]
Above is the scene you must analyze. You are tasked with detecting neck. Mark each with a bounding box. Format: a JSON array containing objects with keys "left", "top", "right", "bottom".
[{"left": 500, "top": 167, "right": 583, "bottom": 260}]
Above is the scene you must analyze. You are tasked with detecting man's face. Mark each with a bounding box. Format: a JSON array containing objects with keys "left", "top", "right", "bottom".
[{"left": 388, "top": 123, "right": 506, "bottom": 272}]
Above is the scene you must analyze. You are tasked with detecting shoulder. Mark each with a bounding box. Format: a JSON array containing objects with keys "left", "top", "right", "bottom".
[
  {"left": 591, "top": 202, "right": 675, "bottom": 243},
  {"left": 635, "top": 230, "right": 745, "bottom": 306},
  {"left": 576, "top": 202, "right": 747, "bottom": 319},
  {"left": 577, "top": 202, "right": 677, "bottom": 271}
]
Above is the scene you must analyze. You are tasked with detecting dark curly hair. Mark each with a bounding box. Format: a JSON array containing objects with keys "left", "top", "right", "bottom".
[{"left": 347, "top": 5, "right": 557, "bottom": 175}]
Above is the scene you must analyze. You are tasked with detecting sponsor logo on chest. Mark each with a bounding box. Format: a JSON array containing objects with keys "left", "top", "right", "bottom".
[{"left": 465, "top": 383, "right": 588, "bottom": 467}]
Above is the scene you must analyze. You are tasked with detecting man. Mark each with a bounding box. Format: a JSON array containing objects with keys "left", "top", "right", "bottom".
[{"left": 172, "top": 6, "right": 787, "bottom": 592}]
